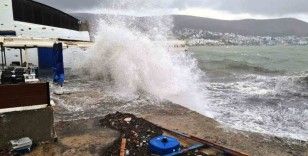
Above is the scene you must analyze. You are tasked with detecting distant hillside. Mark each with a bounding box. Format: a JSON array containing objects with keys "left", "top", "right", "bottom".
[
  {"left": 72, "top": 13, "right": 308, "bottom": 37},
  {"left": 173, "top": 15, "right": 308, "bottom": 37}
]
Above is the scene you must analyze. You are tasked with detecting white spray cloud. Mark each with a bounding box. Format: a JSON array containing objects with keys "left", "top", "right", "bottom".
[{"left": 71, "top": 12, "right": 210, "bottom": 115}]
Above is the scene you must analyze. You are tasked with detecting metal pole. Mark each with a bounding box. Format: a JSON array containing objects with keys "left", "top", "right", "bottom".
[
  {"left": 1, "top": 51, "right": 3, "bottom": 70},
  {"left": 0, "top": 43, "right": 4, "bottom": 70},
  {"left": 20, "top": 49, "right": 23, "bottom": 64},
  {"left": 3, "top": 48, "right": 6, "bottom": 66},
  {"left": 25, "top": 47, "right": 28, "bottom": 68}
]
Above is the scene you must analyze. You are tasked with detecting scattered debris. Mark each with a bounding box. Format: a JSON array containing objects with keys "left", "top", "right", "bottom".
[
  {"left": 124, "top": 117, "right": 132, "bottom": 123},
  {"left": 100, "top": 112, "right": 163, "bottom": 155},
  {"left": 100, "top": 112, "right": 247, "bottom": 156},
  {"left": 99, "top": 112, "right": 221, "bottom": 156}
]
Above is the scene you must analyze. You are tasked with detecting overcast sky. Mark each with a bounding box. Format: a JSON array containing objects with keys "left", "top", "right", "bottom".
[{"left": 35, "top": 0, "right": 308, "bottom": 22}]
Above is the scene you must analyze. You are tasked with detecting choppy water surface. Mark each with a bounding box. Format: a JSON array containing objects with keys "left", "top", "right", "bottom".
[
  {"left": 54, "top": 45, "right": 308, "bottom": 141},
  {"left": 191, "top": 46, "right": 308, "bottom": 141},
  {"left": 51, "top": 6, "right": 308, "bottom": 140}
]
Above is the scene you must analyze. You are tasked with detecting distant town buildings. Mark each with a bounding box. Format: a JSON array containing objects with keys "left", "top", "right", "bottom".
[{"left": 175, "top": 28, "right": 308, "bottom": 46}]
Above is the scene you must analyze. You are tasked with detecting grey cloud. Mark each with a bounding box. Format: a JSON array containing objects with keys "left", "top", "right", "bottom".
[
  {"left": 34, "top": 0, "right": 308, "bottom": 15},
  {"left": 202, "top": 0, "right": 308, "bottom": 15}
]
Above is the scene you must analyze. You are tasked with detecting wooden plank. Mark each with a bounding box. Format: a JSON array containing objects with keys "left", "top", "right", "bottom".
[
  {"left": 119, "top": 138, "right": 127, "bottom": 156},
  {"left": 160, "top": 128, "right": 249, "bottom": 156},
  {"left": 0, "top": 83, "right": 50, "bottom": 109}
]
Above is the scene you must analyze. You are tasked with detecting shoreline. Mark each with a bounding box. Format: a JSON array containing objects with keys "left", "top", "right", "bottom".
[
  {"left": 52, "top": 99, "right": 308, "bottom": 156},
  {"left": 2, "top": 102, "right": 307, "bottom": 156}
]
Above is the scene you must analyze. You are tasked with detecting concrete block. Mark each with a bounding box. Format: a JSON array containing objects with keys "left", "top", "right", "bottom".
[{"left": 0, "top": 106, "right": 54, "bottom": 148}]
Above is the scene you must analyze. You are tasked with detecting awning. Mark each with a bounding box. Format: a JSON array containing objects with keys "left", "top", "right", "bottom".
[{"left": 0, "top": 37, "right": 94, "bottom": 49}]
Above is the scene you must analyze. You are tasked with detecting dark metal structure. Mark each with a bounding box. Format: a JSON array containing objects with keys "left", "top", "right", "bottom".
[{"left": 12, "top": 0, "right": 80, "bottom": 30}]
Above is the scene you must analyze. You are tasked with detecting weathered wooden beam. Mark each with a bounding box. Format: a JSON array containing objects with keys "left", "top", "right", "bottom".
[
  {"left": 159, "top": 127, "right": 249, "bottom": 156},
  {"left": 0, "top": 83, "right": 50, "bottom": 109},
  {"left": 120, "top": 138, "right": 127, "bottom": 156}
]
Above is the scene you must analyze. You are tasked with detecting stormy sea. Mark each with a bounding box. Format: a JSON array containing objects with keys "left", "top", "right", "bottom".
[
  {"left": 48, "top": 13, "right": 308, "bottom": 142},
  {"left": 191, "top": 46, "right": 308, "bottom": 141}
]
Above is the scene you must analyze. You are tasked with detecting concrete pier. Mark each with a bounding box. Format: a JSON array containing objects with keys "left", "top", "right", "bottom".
[{"left": 0, "top": 106, "right": 55, "bottom": 148}]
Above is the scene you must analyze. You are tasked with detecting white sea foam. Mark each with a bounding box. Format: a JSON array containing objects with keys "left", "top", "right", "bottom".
[{"left": 206, "top": 73, "right": 308, "bottom": 141}]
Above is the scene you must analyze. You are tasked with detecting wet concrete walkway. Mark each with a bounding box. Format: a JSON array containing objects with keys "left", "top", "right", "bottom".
[{"left": 27, "top": 118, "right": 119, "bottom": 156}]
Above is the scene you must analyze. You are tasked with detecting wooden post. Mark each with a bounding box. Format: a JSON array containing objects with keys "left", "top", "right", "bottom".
[{"left": 119, "top": 138, "right": 127, "bottom": 156}]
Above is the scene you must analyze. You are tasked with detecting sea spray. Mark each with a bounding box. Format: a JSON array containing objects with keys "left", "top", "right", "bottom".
[{"left": 71, "top": 14, "right": 210, "bottom": 115}]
